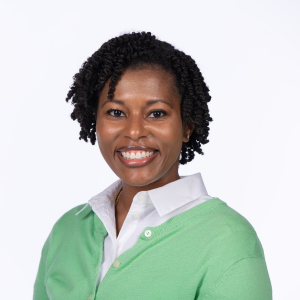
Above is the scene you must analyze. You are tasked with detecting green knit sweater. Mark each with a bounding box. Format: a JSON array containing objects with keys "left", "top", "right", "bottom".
[{"left": 33, "top": 198, "right": 272, "bottom": 299}]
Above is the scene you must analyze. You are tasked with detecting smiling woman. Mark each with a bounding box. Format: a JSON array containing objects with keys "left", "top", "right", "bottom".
[
  {"left": 33, "top": 32, "right": 272, "bottom": 300},
  {"left": 96, "top": 68, "right": 187, "bottom": 186}
]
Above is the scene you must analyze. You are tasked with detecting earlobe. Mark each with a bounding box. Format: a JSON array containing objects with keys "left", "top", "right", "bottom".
[
  {"left": 186, "top": 123, "right": 195, "bottom": 139},
  {"left": 182, "top": 120, "right": 195, "bottom": 142},
  {"left": 183, "top": 131, "right": 190, "bottom": 143}
]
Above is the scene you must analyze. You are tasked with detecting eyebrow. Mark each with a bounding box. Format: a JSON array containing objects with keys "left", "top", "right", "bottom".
[{"left": 101, "top": 99, "right": 173, "bottom": 109}]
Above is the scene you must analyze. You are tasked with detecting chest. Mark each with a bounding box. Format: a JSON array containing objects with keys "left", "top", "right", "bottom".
[{"left": 44, "top": 225, "right": 215, "bottom": 300}]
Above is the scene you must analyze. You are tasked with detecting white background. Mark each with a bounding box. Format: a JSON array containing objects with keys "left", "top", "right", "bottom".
[{"left": 0, "top": 0, "right": 299, "bottom": 299}]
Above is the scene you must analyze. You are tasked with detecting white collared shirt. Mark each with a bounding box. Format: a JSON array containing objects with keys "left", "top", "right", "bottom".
[{"left": 84, "top": 172, "right": 213, "bottom": 285}]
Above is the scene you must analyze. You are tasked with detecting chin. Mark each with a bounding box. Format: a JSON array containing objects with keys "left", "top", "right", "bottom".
[{"left": 119, "top": 171, "right": 160, "bottom": 187}]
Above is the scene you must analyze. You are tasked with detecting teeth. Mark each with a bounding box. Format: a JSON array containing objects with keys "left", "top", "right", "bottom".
[{"left": 121, "top": 151, "right": 155, "bottom": 160}]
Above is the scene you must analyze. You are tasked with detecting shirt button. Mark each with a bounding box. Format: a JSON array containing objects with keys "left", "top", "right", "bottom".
[
  {"left": 132, "top": 213, "right": 140, "bottom": 219},
  {"left": 88, "top": 295, "right": 93, "bottom": 300},
  {"left": 144, "top": 230, "right": 152, "bottom": 237},
  {"left": 138, "top": 193, "right": 145, "bottom": 201},
  {"left": 113, "top": 260, "right": 120, "bottom": 268}
]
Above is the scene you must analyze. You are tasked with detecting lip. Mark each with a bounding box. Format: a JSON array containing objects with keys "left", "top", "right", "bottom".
[
  {"left": 116, "top": 145, "right": 158, "bottom": 152},
  {"left": 117, "top": 150, "right": 159, "bottom": 167}
]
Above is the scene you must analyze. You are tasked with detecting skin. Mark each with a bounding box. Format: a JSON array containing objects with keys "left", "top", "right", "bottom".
[{"left": 96, "top": 67, "right": 195, "bottom": 237}]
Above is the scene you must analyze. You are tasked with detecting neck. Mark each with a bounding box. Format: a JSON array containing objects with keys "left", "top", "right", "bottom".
[{"left": 116, "top": 171, "right": 180, "bottom": 215}]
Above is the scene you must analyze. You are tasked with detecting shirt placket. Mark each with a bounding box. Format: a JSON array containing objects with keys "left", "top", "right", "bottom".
[{"left": 114, "top": 192, "right": 149, "bottom": 259}]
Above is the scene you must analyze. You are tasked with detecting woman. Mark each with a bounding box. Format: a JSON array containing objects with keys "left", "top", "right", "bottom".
[{"left": 33, "top": 32, "right": 272, "bottom": 299}]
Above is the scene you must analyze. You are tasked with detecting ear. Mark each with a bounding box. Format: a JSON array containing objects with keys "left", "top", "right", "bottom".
[{"left": 183, "top": 122, "right": 195, "bottom": 143}]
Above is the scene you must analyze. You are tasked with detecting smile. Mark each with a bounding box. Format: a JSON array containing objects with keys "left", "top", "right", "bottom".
[
  {"left": 121, "top": 150, "right": 155, "bottom": 160},
  {"left": 117, "top": 150, "right": 159, "bottom": 167}
]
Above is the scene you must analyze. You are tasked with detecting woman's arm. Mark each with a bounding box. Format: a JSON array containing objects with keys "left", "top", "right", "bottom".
[
  {"left": 198, "top": 257, "right": 272, "bottom": 300},
  {"left": 33, "top": 233, "right": 52, "bottom": 300}
]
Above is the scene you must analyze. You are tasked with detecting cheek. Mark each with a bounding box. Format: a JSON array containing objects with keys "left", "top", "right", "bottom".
[
  {"left": 96, "top": 121, "right": 118, "bottom": 154},
  {"left": 151, "top": 120, "right": 183, "bottom": 153},
  {"left": 97, "top": 118, "right": 119, "bottom": 137}
]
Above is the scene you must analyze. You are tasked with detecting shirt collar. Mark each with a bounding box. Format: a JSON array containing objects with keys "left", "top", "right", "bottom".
[
  {"left": 147, "top": 172, "right": 209, "bottom": 216},
  {"left": 79, "top": 172, "right": 209, "bottom": 218}
]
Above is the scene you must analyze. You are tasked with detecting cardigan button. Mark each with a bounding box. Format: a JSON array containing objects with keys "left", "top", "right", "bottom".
[
  {"left": 113, "top": 260, "right": 120, "bottom": 268},
  {"left": 88, "top": 295, "right": 93, "bottom": 300},
  {"left": 144, "top": 230, "right": 152, "bottom": 237}
]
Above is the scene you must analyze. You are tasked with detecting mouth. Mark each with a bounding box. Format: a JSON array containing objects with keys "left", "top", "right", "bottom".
[{"left": 116, "top": 150, "right": 159, "bottom": 167}]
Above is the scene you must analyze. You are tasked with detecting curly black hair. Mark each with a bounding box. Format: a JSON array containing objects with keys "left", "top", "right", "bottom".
[{"left": 66, "top": 31, "right": 212, "bottom": 165}]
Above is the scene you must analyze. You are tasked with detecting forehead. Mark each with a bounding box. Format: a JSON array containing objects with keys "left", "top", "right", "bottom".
[{"left": 99, "top": 68, "right": 180, "bottom": 103}]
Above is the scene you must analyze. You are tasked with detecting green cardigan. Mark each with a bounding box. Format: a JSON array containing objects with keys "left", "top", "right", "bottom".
[{"left": 33, "top": 198, "right": 272, "bottom": 299}]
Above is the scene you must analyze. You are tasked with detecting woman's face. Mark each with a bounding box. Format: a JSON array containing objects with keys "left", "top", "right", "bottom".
[{"left": 96, "top": 67, "right": 193, "bottom": 187}]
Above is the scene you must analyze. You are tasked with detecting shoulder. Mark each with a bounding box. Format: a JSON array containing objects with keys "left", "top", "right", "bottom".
[
  {"left": 192, "top": 198, "right": 265, "bottom": 259},
  {"left": 50, "top": 203, "right": 94, "bottom": 239},
  {"left": 198, "top": 198, "right": 259, "bottom": 236},
  {"left": 211, "top": 199, "right": 257, "bottom": 234}
]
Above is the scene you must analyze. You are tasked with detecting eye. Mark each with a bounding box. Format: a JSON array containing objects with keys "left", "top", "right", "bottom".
[
  {"left": 106, "top": 109, "right": 125, "bottom": 117},
  {"left": 148, "top": 110, "right": 167, "bottom": 118}
]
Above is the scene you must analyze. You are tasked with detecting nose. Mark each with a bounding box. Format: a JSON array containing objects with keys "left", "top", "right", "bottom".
[{"left": 123, "top": 113, "right": 149, "bottom": 141}]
